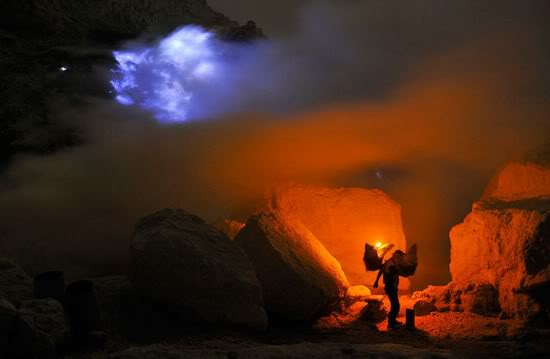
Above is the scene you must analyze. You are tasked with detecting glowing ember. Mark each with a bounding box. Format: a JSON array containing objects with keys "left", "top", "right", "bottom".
[{"left": 110, "top": 26, "right": 221, "bottom": 122}]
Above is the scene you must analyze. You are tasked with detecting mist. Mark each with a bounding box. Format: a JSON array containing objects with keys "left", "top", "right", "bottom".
[{"left": 1, "top": 0, "right": 549, "bottom": 289}]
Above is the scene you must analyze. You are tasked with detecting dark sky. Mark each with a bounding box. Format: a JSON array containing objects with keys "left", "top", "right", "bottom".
[{"left": 209, "top": 0, "right": 310, "bottom": 36}]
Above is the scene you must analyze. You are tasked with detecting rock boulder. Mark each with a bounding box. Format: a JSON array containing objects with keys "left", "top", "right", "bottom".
[
  {"left": 235, "top": 211, "right": 349, "bottom": 321},
  {"left": 413, "top": 300, "right": 437, "bottom": 316},
  {"left": 267, "top": 185, "right": 407, "bottom": 288},
  {"left": 450, "top": 199, "right": 549, "bottom": 320},
  {"left": 0, "top": 258, "right": 33, "bottom": 306},
  {"left": 130, "top": 209, "right": 267, "bottom": 331},
  {"left": 0, "top": 299, "right": 17, "bottom": 357},
  {"left": 11, "top": 299, "right": 70, "bottom": 358},
  {"left": 482, "top": 161, "right": 550, "bottom": 201}
]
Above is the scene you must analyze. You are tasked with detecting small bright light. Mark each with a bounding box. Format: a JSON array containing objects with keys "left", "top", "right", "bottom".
[
  {"left": 375, "top": 242, "right": 383, "bottom": 248},
  {"left": 60, "top": 66, "right": 68, "bottom": 72}
]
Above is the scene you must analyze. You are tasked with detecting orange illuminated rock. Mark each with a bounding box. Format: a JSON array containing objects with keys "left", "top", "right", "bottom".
[
  {"left": 450, "top": 199, "right": 550, "bottom": 320},
  {"left": 266, "top": 185, "right": 407, "bottom": 289},
  {"left": 212, "top": 219, "right": 245, "bottom": 240},
  {"left": 450, "top": 156, "right": 550, "bottom": 321},
  {"left": 235, "top": 211, "right": 349, "bottom": 321},
  {"left": 483, "top": 161, "right": 550, "bottom": 201}
]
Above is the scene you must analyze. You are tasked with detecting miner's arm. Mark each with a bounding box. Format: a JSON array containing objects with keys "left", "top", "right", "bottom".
[{"left": 373, "top": 268, "right": 383, "bottom": 288}]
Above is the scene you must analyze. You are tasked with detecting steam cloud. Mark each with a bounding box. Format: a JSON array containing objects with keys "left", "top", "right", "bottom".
[{"left": 1, "top": 0, "right": 549, "bottom": 289}]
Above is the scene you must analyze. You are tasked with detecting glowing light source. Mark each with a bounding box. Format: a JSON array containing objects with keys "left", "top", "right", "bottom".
[
  {"left": 375, "top": 242, "right": 383, "bottom": 248},
  {"left": 110, "top": 26, "right": 220, "bottom": 122},
  {"left": 60, "top": 66, "right": 68, "bottom": 72}
]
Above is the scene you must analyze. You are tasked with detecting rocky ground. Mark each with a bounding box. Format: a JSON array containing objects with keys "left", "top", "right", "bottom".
[{"left": 65, "top": 311, "right": 548, "bottom": 359}]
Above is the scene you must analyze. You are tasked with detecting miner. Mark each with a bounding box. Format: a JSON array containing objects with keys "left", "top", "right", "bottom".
[{"left": 373, "top": 250, "right": 405, "bottom": 329}]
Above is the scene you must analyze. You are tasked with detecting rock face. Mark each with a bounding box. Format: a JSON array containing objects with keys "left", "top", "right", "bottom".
[
  {"left": 483, "top": 161, "right": 550, "bottom": 201},
  {"left": 130, "top": 209, "right": 267, "bottom": 331},
  {"left": 449, "top": 158, "right": 550, "bottom": 322},
  {"left": 450, "top": 200, "right": 549, "bottom": 319},
  {"left": 234, "top": 211, "right": 349, "bottom": 321},
  {"left": 0, "top": 0, "right": 258, "bottom": 45},
  {"left": 0, "top": 0, "right": 263, "bottom": 166},
  {"left": 267, "top": 185, "right": 407, "bottom": 288},
  {"left": 0, "top": 258, "right": 33, "bottom": 306}
]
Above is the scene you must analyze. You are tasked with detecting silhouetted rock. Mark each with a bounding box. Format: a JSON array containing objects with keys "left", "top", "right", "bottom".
[
  {"left": 267, "top": 185, "right": 409, "bottom": 290},
  {"left": 235, "top": 211, "right": 349, "bottom": 321},
  {"left": 11, "top": 299, "right": 70, "bottom": 358},
  {"left": 0, "top": 0, "right": 238, "bottom": 45},
  {"left": 130, "top": 209, "right": 267, "bottom": 331},
  {"left": 361, "top": 299, "right": 387, "bottom": 324},
  {"left": 0, "top": 299, "right": 17, "bottom": 357},
  {"left": 94, "top": 275, "right": 186, "bottom": 341},
  {"left": 0, "top": 258, "right": 33, "bottom": 306}
]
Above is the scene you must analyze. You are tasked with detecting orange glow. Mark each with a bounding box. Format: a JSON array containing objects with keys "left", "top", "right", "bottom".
[{"left": 375, "top": 242, "right": 383, "bottom": 248}]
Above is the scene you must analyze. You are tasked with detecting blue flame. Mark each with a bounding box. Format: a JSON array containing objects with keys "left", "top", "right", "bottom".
[{"left": 111, "top": 26, "right": 221, "bottom": 122}]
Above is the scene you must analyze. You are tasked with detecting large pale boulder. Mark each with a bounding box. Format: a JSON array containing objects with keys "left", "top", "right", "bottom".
[
  {"left": 267, "top": 185, "right": 407, "bottom": 288},
  {"left": 234, "top": 211, "right": 349, "bottom": 321},
  {"left": 450, "top": 200, "right": 549, "bottom": 320},
  {"left": 483, "top": 161, "right": 550, "bottom": 201},
  {"left": 130, "top": 209, "right": 267, "bottom": 331}
]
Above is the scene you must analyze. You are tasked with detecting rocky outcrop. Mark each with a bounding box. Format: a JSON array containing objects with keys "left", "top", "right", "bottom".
[
  {"left": 235, "top": 211, "right": 349, "bottom": 321},
  {"left": 130, "top": 209, "right": 267, "bottom": 331},
  {"left": 0, "top": 0, "right": 256, "bottom": 45},
  {"left": 448, "top": 157, "right": 550, "bottom": 322},
  {"left": 0, "top": 0, "right": 263, "bottom": 167},
  {"left": 483, "top": 161, "right": 550, "bottom": 201},
  {"left": 0, "top": 258, "right": 33, "bottom": 306},
  {"left": 450, "top": 200, "right": 549, "bottom": 320},
  {"left": 267, "top": 185, "right": 407, "bottom": 289}
]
